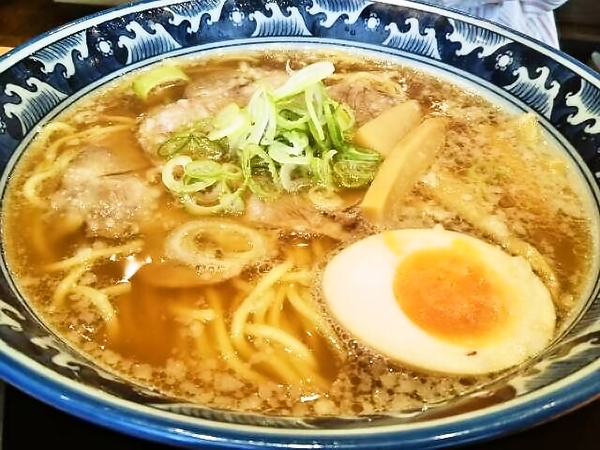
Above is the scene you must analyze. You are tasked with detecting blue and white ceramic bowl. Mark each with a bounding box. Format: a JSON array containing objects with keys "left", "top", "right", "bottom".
[{"left": 0, "top": 0, "right": 598, "bottom": 448}]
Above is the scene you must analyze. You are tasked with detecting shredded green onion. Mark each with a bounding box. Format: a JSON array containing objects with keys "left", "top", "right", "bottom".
[
  {"left": 208, "top": 104, "right": 250, "bottom": 141},
  {"left": 158, "top": 61, "right": 382, "bottom": 216},
  {"left": 307, "top": 185, "right": 345, "bottom": 210},
  {"left": 273, "top": 61, "right": 335, "bottom": 100},
  {"left": 162, "top": 156, "right": 216, "bottom": 194},
  {"left": 158, "top": 121, "right": 229, "bottom": 159},
  {"left": 241, "top": 144, "right": 281, "bottom": 200},
  {"left": 182, "top": 186, "right": 245, "bottom": 215},
  {"left": 132, "top": 64, "right": 190, "bottom": 101},
  {"left": 333, "top": 159, "right": 380, "bottom": 188},
  {"left": 280, "top": 163, "right": 310, "bottom": 192}
]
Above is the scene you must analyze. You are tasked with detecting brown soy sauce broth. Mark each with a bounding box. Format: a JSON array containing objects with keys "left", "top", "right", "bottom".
[{"left": 1, "top": 50, "right": 597, "bottom": 417}]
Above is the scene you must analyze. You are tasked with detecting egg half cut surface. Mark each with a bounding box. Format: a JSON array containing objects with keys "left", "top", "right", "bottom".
[{"left": 322, "top": 227, "right": 556, "bottom": 375}]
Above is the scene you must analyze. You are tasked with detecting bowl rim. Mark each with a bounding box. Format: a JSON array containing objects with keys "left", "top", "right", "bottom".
[
  {"left": 1, "top": 343, "right": 599, "bottom": 448},
  {"left": 2, "top": 0, "right": 599, "bottom": 85},
  {"left": 0, "top": 0, "right": 599, "bottom": 448}
]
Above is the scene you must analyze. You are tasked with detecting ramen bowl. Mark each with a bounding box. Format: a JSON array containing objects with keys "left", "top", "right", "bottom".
[{"left": 0, "top": 0, "right": 599, "bottom": 448}]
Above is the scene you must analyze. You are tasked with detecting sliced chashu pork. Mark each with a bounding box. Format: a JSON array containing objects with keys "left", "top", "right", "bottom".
[
  {"left": 50, "top": 146, "right": 160, "bottom": 239},
  {"left": 244, "top": 193, "right": 359, "bottom": 241},
  {"left": 137, "top": 68, "right": 288, "bottom": 159}
]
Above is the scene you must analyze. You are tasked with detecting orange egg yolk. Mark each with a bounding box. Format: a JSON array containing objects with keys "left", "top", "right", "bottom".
[{"left": 393, "top": 243, "right": 510, "bottom": 345}]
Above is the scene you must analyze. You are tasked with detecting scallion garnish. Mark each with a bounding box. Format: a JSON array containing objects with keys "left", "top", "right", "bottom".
[
  {"left": 132, "top": 64, "right": 190, "bottom": 102},
  {"left": 158, "top": 61, "right": 382, "bottom": 214}
]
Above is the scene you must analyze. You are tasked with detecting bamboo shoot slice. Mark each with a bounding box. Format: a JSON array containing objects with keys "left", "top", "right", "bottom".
[
  {"left": 354, "top": 100, "right": 424, "bottom": 156},
  {"left": 360, "top": 117, "right": 447, "bottom": 223}
]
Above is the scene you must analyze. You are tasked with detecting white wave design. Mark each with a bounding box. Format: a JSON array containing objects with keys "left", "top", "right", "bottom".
[
  {"left": 307, "top": 0, "right": 370, "bottom": 28},
  {"left": 573, "top": 299, "right": 600, "bottom": 332},
  {"left": 118, "top": 22, "right": 182, "bottom": 65},
  {"left": 29, "top": 335, "right": 125, "bottom": 383},
  {"left": 31, "top": 336, "right": 89, "bottom": 371},
  {"left": 151, "top": 402, "right": 316, "bottom": 428},
  {"left": 504, "top": 66, "right": 560, "bottom": 118},
  {"left": 510, "top": 338, "right": 600, "bottom": 395},
  {"left": 30, "top": 31, "right": 88, "bottom": 78},
  {"left": 447, "top": 19, "right": 512, "bottom": 57},
  {"left": 3, "top": 78, "right": 68, "bottom": 136},
  {"left": 251, "top": 3, "right": 312, "bottom": 37},
  {"left": 383, "top": 18, "right": 440, "bottom": 59},
  {"left": 31, "top": 333, "right": 122, "bottom": 382},
  {"left": 565, "top": 80, "right": 600, "bottom": 134},
  {"left": 0, "top": 300, "right": 24, "bottom": 331},
  {"left": 167, "top": 0, "right": 225, "bottom": 34}
]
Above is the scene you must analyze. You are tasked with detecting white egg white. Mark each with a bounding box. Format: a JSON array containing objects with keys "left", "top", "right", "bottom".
[{"left": 321, "top": 227, "right": 556, "bottom": 375}]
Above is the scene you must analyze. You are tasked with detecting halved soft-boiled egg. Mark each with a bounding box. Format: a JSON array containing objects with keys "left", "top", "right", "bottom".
[{"left": 322, "top": 227, "right": 556, "bottom": 375}]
